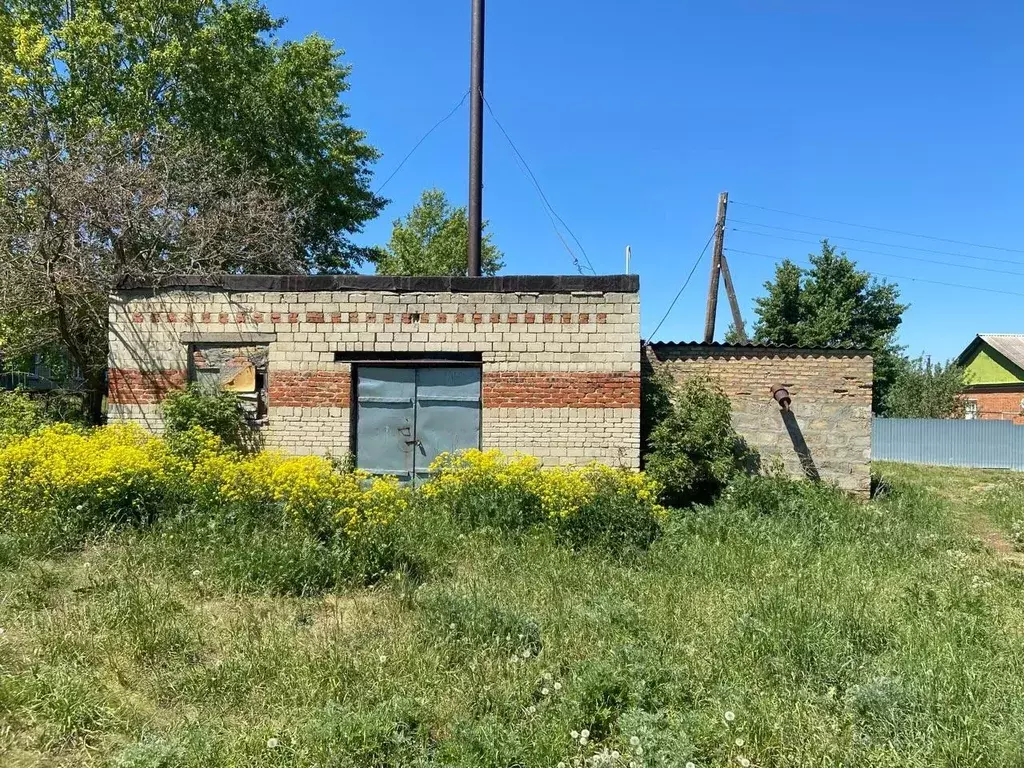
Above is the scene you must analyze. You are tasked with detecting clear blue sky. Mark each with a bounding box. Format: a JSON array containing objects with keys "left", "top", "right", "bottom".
[{"left": 266, "top": 0, "right": 1024, "bottom": 362}]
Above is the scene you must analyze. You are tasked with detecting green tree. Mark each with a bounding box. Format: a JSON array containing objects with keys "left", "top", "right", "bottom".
[
  {"left": 882, "top": 356, "right": 968, "bottom": 419},
  {"left": 373, "top": 189, "right": 504, "bottom": 276},
  {"left": 0, "top": 134, "right": 301, "bottom": 423},
  {"left": 749, "top": 241, "right": 907, "bottom": 411},
  {"left": 0, "top": 0, "right": 384, "bottom": 271}
]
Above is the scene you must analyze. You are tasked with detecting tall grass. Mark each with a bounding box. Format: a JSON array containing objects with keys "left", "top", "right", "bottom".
[{"left": 3, "top": 468, "right": 1024, "bottom": 766}]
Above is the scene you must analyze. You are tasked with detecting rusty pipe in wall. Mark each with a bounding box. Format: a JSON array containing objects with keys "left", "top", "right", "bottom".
[{"left": 771, "top": 384, "right": 792, "bottom": 411}]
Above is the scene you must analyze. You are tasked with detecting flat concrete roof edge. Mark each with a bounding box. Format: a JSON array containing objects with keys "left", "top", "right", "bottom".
[{"left": 116, "top": 274, "right": 640, "bottom": 294}]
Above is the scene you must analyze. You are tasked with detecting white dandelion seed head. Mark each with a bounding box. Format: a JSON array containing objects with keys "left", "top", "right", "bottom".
[
  {"left": 737, "top": 758, "right": 750, "bottom": 768},
  {"left": 686, "top": 762, "right": 697, "bottom": 768},
  {"left": 191, "top": 569, "right": 202, "bottom": 577},
  {"left": 571, "top": 730, "right": 580, "bottom": 740},
  {"left": 449, "top": 622, "right": 456, "bottom": 630},
  {"left": 378, "top": 655, "right": 387, "bottom": 663},
  {"left": 522, "top": 648, "right": 532, "bottom": 659},
  {"left": 580, "top": 736, "right": 589, "bottom": 746},
  {"left": 611, "top": 750, "right": 620, "bottom": 759},
  {"left": 724, "top": 710, "right": 736, "bottom": 722},
  {"left": 554, "top": 681, "right": 562, "bottom": 691},
  {"left": 527, "top": 705, "right": 536, "bottom": 714},
  {"left": 630, "top": 735, "right": 641, "bottom": 747},
  {"left": 580, "top": 729, "right": 590, "bottom": 739},
  {"left": 75, "top": 504, "right": 84, "bottom": 511},
  {"left": 735, "top": 738, "right": 745, "bottom": 747},
  {"left": 542, "top": 687, "right": 550, "bottom": 695},
  {"left": 544, "top": 671, "right": 553, "bottom": 680},
  {"left": 635, "top": 746, "right": 643, "bottom": 756},
  {"left": 266, "top": 737, "right": 280, "bottom": 749}
]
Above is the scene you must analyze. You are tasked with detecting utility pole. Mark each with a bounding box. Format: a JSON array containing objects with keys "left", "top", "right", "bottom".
[
  {"left": 719, "top": 251, "right": 747, "bottom": 342},
  {"left": 467, "top": 0, "right": 485, "bottom": 277},
  {"left": 703, "top": 191, "right": 729, "bottom": 343}
]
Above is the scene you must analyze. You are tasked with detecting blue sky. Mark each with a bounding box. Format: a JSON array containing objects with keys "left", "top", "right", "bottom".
[{"left": 266, "top": 0, "right": 1024, "bottom": 362}]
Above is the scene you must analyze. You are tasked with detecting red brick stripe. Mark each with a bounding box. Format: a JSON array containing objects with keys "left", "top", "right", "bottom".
[
  {"left": 482, "top": 372, "right": 639, "bottom": 408},
  {"left": 268, "top": 370, "right": 351, "bottom": 408},
  {"left": 108, "top": 369, "right": 187, "bottom": 404},
  {"left": 134, "top": 311, "right": 613, "bottom": 326}
]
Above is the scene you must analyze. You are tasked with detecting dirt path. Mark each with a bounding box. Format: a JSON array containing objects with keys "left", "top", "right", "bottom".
[{"left": 964, "top": 481, "right": 1024, "bottom": 566}]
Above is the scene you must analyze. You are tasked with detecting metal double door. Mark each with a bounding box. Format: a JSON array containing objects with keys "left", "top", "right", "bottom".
[{"left": 355, "top": 366, "right": 481, "bottom": 484}]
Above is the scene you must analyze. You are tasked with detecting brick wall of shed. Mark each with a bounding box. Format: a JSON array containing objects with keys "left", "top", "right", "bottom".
[
  {"left": 645, "top": 345, "right": 873, "bottom": 495},
  {"left": 108, "top": 285, "right": 640, "bottom": 467}
]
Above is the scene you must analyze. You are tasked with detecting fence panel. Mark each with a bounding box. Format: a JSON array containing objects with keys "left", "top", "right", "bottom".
[{"left": 872, "top": 418, "right": 1024, "bottom": 470}]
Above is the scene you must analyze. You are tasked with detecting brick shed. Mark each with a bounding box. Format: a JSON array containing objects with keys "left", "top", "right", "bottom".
[
  {"left": 108, "top": 275, "right": 641, "bottom": 476},
  {"left": 645, "top": 342, "right": 873, "bottom": 495}
]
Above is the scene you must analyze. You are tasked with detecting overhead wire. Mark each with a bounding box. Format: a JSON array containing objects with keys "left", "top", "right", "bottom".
[
  {"left": 647, "top": 228, "right": 718, "bottom": 341},
  {"left": 482, "top": 96, "right": 596, "bottom": 275},
  {"left": 375, "top": 90, "right": 469, "bottom": 195},
  {"left": 730, "top": 219, "right": 1024, "bottom": 266},
  {"left": 730, "top": 200, "right": 1024, "bottom": 255},
  {"left": 730, "top": 228, "right": 1024, "bottom": 278},
  {"left": 726, "top": 247, "right": 1024, "bottom": 300}
]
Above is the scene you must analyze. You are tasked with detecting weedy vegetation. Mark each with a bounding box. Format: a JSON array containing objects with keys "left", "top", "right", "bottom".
[{"left": 2, "top": 416, "right": 1024, "bottom": 766}]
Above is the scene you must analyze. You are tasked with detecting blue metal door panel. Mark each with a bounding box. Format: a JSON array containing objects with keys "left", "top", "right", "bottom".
[
  {"left": 355, "top": 365, "right": 481, "bottom": 484},
  {"left": 413, "top": 367, "right": 482, "bottom": 483},
  {"left": 355, "top": 367, "right": 415, "bottom": 481}
]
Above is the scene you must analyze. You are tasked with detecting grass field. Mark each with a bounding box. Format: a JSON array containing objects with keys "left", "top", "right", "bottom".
[{"left": 4, "top": 463, "right": 1024, "bottom": 767}]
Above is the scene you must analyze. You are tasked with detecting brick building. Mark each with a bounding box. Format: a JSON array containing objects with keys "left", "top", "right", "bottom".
[
  {"left": 957, "top": 334, "right": 1024, "bottom": 424},
  {"left": 645, "top": 342, "right": 873, "bottom": 495},
  {"left": 108, "top": 275, "right": 641, "bottom": 476}
]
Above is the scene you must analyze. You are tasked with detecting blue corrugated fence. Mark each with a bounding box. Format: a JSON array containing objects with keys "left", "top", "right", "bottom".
[{"left": 872, "top": 418, "right": 1024, "bottom": 470}]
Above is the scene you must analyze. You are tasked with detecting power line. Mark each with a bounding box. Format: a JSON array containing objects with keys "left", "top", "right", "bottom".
[
  {"left": 726, "top": 247, "right": 1024, "bottom": 299},
  {"left": 375, "top": 91, "right": 469, "bottom": 195},
  {"left": 730, "top": 218, "right": 1024, "bottom": 266},
  {"left": 648, "top": 228, "right": 718, "bottom": 341},
  {"left": 482, "top": 97, "right": 596, "bottom": 275},
  {"left": 731, "top": 200, "right": 1024, "bottom": 255},
  {"left": 730, "top": 228, "right": 1024, "bottom": 278}
]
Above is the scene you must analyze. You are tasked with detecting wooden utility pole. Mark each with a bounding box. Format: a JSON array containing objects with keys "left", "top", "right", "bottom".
[
  {"left": 719, "top": 251, "right": 747, "bottom": 342},
  {"left": 703, "top": 191, "right": 729, "bottom": 343}
]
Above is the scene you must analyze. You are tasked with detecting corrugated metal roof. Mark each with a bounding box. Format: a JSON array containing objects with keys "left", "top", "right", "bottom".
[
  {"left": 976, "top": 334, "right": 1024, "bottom": 370},
  {"left": 644, "top": 340, "right": 870, "bottom": 353}
]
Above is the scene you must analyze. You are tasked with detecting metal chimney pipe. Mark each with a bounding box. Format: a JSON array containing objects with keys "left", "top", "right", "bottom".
[{"left": 467, "top": 0, "right": 485, "bottom": 277}]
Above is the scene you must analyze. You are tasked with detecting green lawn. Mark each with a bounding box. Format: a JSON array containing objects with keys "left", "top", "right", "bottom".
[{"left": 4, "top": 464, "right": 1024, "bottom": 767}]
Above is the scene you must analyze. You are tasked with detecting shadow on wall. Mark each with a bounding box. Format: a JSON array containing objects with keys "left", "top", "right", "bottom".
[{"left": 780, "top": 409, "right": 820, "bottom": 482}]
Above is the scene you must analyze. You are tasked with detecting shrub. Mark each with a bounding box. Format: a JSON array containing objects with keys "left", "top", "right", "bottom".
[
  {"left": 0, "top": 389, "right": 49, "bottom": 442},
  {"left": 643, "top": 375, "right": 757, "bottom": 507},
  {"left": 551, "top": 464, "right": 666, "bottom": 551},
  {"left": 422, "top": 449, "right": 666, "bottom": 552},
  {"left": 422, "top": 450, "right": 545, "bottom": 531},
  {"left": 190, "top": 450, "right": 407, "bottom": 542},
  {"left": 640, "top": 361, "right": 674, "bottom": 456},
  {"left": 160, "top": 385, "right": 254, "bottom": 452},
  {"left": 0, "top": 423, "right": 186, "bottom": 550},
  {"left": 0, "top": 424, "right": 409, "bottom": 579}
]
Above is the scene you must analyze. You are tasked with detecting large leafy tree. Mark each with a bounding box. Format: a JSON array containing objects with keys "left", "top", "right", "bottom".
[
  {"left": 0, "top": 0, "right": 385, "bottom": 271},
  {"left": 749, "top": 241, "right": 908, "bottom": 411},
  {"left": 373, "top": 189, "right": 504, "bottom": 276},
  {"left": 882, "top": 356, "right": 968, "bottom": 419},
  {"left": 0, "top": 134, "right": 302, "bottom": 422}
]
